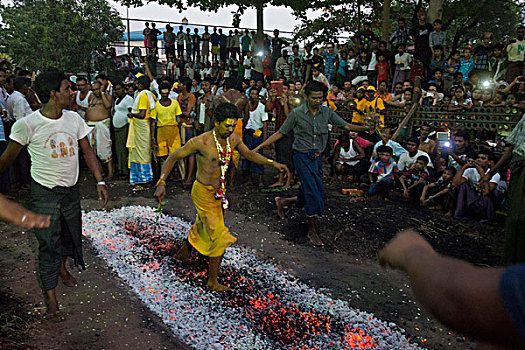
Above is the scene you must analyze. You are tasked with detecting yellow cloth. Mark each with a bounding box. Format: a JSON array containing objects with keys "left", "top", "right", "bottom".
[
  {"left": 367, "top": 97, "right": 386, "bottom": 127},
  {"left": 137, "top": 93, "right": 153, "bottom": 119},
  {"left": 352, "top": 98, "right": 370, "bottom": 124},
  {"left": 152, "top": 99, "right": 182, "bottom": 127},
  {"left": 157, "top": 125, "right": 181, "bottom": 157},
  {"left": 127, "top": 118, "right": 151, "bottom": 165},
  {"left": 188, "top": 181, "right": 237, "bottom": 257},
  {"left": 234, "top": 118, "right": 243, "bottom": 137}
]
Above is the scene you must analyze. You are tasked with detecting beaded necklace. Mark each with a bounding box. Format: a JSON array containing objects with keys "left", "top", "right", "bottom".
[{"left": 212, "top": 130, "right": 232, "bottom": 209}]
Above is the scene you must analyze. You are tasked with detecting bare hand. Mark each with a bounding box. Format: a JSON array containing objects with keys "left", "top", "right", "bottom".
[
  {"left": 273, "top": 162, "right": 288, "bottom": 173},
  {"left": 97, "top": 184, "right": 109, "bottom": 208},
  {"left": 154, "top": 185, "right": 166, "bottom": 203},
  {"left": 378, "top": 229, "right": 435, "bottom": 271},
  {"left": 403, "top": 189, "right": 410, "bottom": 200},
  {"left": 478, "top": 173, "right": 491, "bottom": 188},
  {"left": 20, "top": 211, "right": 51, "bottom": 229}
]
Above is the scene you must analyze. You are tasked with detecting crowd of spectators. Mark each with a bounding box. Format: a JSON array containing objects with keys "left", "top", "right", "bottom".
[{"left": 0, "top": 12, "right": 524, "bottom": 228}]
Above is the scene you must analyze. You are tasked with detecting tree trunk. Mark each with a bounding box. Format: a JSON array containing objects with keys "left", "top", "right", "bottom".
[
  {"left": 427, "top": 0, "right": 445, "bottom": 23},
  {"left": 255, "top": 0, "right": 264, "bottom": 52},
  {"left": 381, "top": 0, "right": 392, "bottom": 41}
]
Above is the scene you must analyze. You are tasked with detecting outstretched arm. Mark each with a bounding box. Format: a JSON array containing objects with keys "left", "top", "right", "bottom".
[
  {"left": 253, "top": 131, "right": 284, "bottom": 152},
  {"left": 154, "top": 139, "right": 199, "bottom": 202},
  {"left": 379, "top": 230, "right": 523, "bottom": 348},
  {"left": 236, "top": 138, "right": 289, "bottom": 175}
]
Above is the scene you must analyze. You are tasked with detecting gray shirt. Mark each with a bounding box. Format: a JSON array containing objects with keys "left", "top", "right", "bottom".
[
  {"left": 429, "top": 31, "right": 446, "bottom": 48},
  {"left": 279, "top": 103, "right": 348, "bottom": 153}
]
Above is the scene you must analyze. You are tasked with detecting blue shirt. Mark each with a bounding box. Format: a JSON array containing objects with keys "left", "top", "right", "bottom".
[
  {"left": 459, "top": 57, "right": 475, "bottom": 81},
  {"left": 371, "top": 140, "right": 407, "bottom": 161},
  {"left": 322, "top": 52, "right": 337, "bottom": 75},
  {"left": 500, "top": 264, "right": 525, "bottom": 341}
]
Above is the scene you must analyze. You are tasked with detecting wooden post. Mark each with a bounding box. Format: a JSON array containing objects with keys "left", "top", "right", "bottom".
[{"left": 391, "top": 103, "right": 419, "bottom": 141}]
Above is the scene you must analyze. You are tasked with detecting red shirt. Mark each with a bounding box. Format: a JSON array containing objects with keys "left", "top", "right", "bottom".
[{"left": 375, "top": 62, "right": 389, "bottom": 82}]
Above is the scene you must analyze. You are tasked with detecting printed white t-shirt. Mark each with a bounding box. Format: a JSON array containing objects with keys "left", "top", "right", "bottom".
[{"left": 9, "top": 110, "right": 91, "bottom": 189}]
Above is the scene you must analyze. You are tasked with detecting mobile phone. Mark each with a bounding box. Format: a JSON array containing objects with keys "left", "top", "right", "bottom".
[{"left": 271, "top": 81, "right": 283, "bottom": 96}]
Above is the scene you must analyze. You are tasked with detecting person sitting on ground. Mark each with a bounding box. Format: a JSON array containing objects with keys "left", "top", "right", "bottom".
[
  {"left": 368, "top": 145, "right": 399, "bottom": 199},
  {"left": 452, "top": 149, "right": 500, "bottom": 223},
  {"left": 399, "top": 155, "right": 430, "bottom": 201},
  {"left": 379, "top": 229, "right": 525, "bottom": 350},
  {"left": 447, "top": 129, "right": 477, "bottom": 171},
  {"left": 420, "top": 166, "right": 456, "bottom": 214},
  {"left": 397, "top": 136, "right": 433, "bottom": 173},
  {"left": 332, "top": 132, "right": 369, "bottom": 182}
]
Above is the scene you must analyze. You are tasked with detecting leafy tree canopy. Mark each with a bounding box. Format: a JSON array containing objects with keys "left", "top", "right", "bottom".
[
  {"left": 0, "top": 0, "right": 125, "bottom": 72},
  {"left": 294, "top": 0, "right": 522, "bottom": 49}
]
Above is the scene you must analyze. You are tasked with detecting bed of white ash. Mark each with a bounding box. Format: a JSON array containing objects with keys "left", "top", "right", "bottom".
[{"left": 82, "top": 205, "right": 423, "bottom": 350}]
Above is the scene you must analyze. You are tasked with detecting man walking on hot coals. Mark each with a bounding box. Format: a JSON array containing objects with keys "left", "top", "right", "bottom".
[
  {"left": 254, "top": 81, "right": 369, "bottom": 246},
  {"left": 154, "top": 103, "right": 288, "bottom": 291}
]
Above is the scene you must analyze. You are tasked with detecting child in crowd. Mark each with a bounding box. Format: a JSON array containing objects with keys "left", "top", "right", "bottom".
[
  {"left": 429, "top": 20, "right": 446, "bottom": 57},
  {"left": 392, "top": 44, "right": 412, "bottom": 90},
  {"left": 409, "top": 59, "right": 424, "bottom": 83},
  {"left": 420, "top": 167, "right": 456, "bottom": 212},
  {"left": 444, "top": 50, "right": 461, "bottom": 90},
  {"left": 488, "top": 91, "right": 506, "bottom": 106},
  {"left": 459, "top": 47, "right": 475, "bottom": 82},
  {"left": 368, "top": 145, "right": 399, "bottom": 199},
  {"left": 375, "top": 54, "right": 389, "bottom": 87},
  {"left": 400, "top": 156, "right": 430, "bottom": 201},
  {"left": 429, "top": 45, "right": 446, "bottom": 73}
]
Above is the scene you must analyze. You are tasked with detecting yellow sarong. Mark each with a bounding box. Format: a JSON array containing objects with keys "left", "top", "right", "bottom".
[
  {"left": 188, "top": 180, "right": 237, "bottom": 257},
  {"left": 157, "top": 125, "right": 181, "bottom": 157}
]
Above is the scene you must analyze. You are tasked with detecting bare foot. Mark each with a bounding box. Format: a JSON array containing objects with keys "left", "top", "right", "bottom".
[
  {"left": 269, "top": 181, "right": 285, "bottom": 188},
  {"left": 307, "top": 229, "right": 324, "bottom": 246},
  {"left": 275, "top": 197, "right": 285, "bottom": 220},
  {"left": 207, "top": 281, "right": 231, "bottom": 291},
  {"left": 45, "top": 295, "right": 59, "bottom": 317},
  {"left": 445, "top": 211, "right": 453, "bottom": 218},
  {"left": 60, "top": 269, "right": 77, "bottom": 287}
]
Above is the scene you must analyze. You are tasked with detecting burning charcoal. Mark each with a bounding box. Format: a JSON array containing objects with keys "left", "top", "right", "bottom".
[{"left": 83, "top": 206, "right": 423, "bottom": 350}]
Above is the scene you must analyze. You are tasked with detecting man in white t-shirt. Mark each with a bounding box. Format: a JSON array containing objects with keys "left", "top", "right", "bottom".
[
  {"left": 452, "top": 150, "right": 500, "bottom": 223},
  {"left": 242, "top": 86, "right": 268, "bottom": 186},
  {"left": 0, "top": 71, "right": 108, "bottom": 317},
  {"left": 398, "top": 136, "right": 433, "bottom": 171}
]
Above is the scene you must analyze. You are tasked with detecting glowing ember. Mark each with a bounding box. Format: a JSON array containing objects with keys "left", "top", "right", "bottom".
[{"left": 83, "top": 206, "right": 423, "bottom": 349}]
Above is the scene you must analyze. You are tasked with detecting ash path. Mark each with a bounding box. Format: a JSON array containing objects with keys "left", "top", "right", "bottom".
[{"left": 83, "top": 205, "right": 421, "bottom": 349}]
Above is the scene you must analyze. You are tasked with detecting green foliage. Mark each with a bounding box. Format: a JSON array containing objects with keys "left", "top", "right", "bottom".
[
  {"left": 0, "top": 0, "right": 124, "bottom": 72},
  {"left": 294, "top": 0, "right": 521, "bottom": 49}
]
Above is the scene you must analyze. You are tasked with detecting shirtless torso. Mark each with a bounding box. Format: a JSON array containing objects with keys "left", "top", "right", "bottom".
[
  {"left": 188, "top": 131, "right": 242, "bottom": 188},
  {"left": 86, "top": 92, "right": 112, "bottom": 122}
]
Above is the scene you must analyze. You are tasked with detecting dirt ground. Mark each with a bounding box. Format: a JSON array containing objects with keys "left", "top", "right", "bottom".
[{"left": 0, "top": 166, "right": 506, "bottom": 349}]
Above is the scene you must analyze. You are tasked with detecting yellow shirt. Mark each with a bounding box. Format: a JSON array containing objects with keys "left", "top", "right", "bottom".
[
  {"left": 367, "top": 97, "right": 386, "bottom": 127},
  {"left": 352, "top": 98, "right": 370, "bottom": 124},
  {"left": 137, "top": 93, "right": 154, "bottom": 119},
  {"left": 152, "top": 99, "right": 182, "bottom": 126}
]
